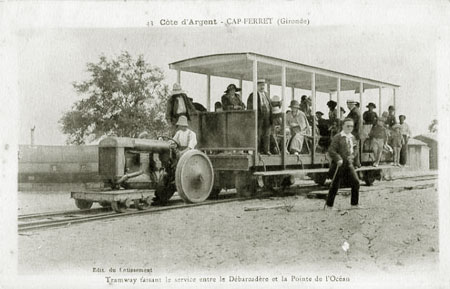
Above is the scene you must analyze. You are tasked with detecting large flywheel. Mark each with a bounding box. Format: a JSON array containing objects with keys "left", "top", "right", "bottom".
[{"left": 175, "top": 150, "right": 214, "bottom": 203}]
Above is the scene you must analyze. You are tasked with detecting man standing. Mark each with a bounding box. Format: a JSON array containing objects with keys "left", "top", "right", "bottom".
[
  {"left": 325, "top": 118, "right": 361, "bottom": 210},
  {"left": 363, "top": 103, "right": 378, "bottom": 125},
  {"left": 247, "top": 79, "right": 272, "bottom": 155},
  {"left": 286, "top": 100, "right": 311, "bottom": 154},
  {"left": 166, "top": 83, "right": 196, "bottom": 135},
  {"left": 399, "top": 115, "right": 411, "bottom": 166},
  {"left": 386, "top": 105, "right": 397, "bottom": 128},
  {"left": 346, "top": 99, "right": 362, "bottom": 139}
]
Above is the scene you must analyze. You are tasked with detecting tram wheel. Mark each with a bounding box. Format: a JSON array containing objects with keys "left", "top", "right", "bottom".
[
  {"left": 235, "top": 172, "right": 256, "bottom": 197},
  {"left": 74, "top": 199, "right": 93, "bottom": 210},
  {"left": 175, "top": 150, "right": 214, "bottom": 203},
  {"left": 99, "top": 201, "right": 110, "bottom": 208},
  {"left": 111, "top": 201, "right": 127, "bottom": 213},
  {"left": 313, "top": 173, "right": 327, "bottom": 186},
  {"left": 363, "top": 171, "right": 376, "bottom": 186}
]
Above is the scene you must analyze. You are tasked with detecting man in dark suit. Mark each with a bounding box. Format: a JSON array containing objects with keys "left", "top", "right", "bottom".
[
  {"left": 247, "top": 79, "right": 272, "bottom": 155},
  {"left": 325, "top": 118, "right": 361, "bottom": 210},
  {"left": 346, "top": 99, "right": 362, "bottom": 139}
]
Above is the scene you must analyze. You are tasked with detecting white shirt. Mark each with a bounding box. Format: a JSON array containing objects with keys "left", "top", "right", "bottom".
[
  {"left": 340, "top": 131, "right": 354, "bottom": 154},
  {"left": 399, "top": 122, "right": 411, "bottom": 137},
  {"left": 173, "top": 129, "right": 197, "bottom": 149}
]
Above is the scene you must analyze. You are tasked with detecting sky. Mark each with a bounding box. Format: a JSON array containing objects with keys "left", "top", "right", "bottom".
[{"left": 16, "top": 25, "right": 438, "bottom": 145}]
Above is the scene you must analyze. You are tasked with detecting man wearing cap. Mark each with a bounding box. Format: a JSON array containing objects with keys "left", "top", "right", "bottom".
[
  {"left": 398, "top": 115, "right": 411, "bottom": 165},
  {"left": 166, "top": 83, "right": 196, "bottom": 135},
  {"left": 363, "top": 103, "right": 378, "bottom": 125},
  {"left": 247, "top": 79, "right": 272, "bottom": 155},
  {"left": 346, "top": 99, "right": 362, "bottom": 139},
  {"left": 286, "top": 100, "right": 311, "bottom": 154},
  {"left": 172, "top": 116, "right": 197, "bottom": 154},
  {"left": 221, "top": 84, "right": 245, "bottom": 111}
]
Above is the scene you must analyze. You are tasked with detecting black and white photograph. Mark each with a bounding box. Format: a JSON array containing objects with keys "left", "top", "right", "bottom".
[{"left": 1, "top": 1, "right": 449, "bottom": 288}]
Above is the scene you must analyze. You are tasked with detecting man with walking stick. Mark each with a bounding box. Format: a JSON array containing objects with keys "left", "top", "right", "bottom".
[{"left": 325, "top": 118, "right": 361, "bottom": 210}]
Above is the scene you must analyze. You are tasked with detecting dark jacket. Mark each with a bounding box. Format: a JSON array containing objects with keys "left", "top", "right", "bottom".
[
  {"left": 347, "top": 107, "right": 362, "bottom": 139},
  {"left": 328, "top": 133, "right": 360, "bottom": 167},
  {"left": 247, "top": 92, "right": 272, "bottom": 123},
  {"left": 386, "top": 114, "right": 397, "bottom": 128},
  {"left": 166, "top": 93, "right": 196, "bottom": 125},
  {"left": 363, "top": 110, "right": 378, "bottom": 125},
  {"left": 221, "top": 93, "right": 245, "bottom": 111}
]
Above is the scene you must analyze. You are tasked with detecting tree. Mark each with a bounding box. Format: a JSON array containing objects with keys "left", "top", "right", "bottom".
[{"left": 60, "top": 51, "right": 170, "bottom": 144}]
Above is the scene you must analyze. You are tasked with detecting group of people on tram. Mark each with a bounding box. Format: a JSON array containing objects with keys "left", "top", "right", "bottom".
[{"left": 163, "top": 81, "right": 411, "bottom": 166}]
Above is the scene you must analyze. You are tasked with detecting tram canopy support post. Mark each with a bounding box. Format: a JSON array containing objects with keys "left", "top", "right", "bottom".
[
  {"left": 359, "top": 82, "right": 364, "bottom": 110},
  {"left": 337, "top": 78, "right": 341, "bottom": 119},
  {"left": 311, "top": 72, "right": 316, "bottom": 164},
  {"left": 267, "top": 80, "right": 271, "bottom": 98},
  {"left": 239, "top": 78, "right": 243, "bottom": 104},
  {"left": 393, "top": 87, "right": 397, "bottom": 109},
  {"left": 206, "top": 74, "right": 211, "bottom": 111},
  {"left": 252, "top": 60, "right": 258, "bottom": 158},
  {"left": 379, "top": 86, "right": 382, "bottom": 116},
  {"left": 281, "top": 65, "right": 287, "bottom": 168},
  {"left": 177, "top": 70, "right": 181, "bottom": 84},
  {"left": 291, "top": 87, "right": 295, "bottom": 102}
]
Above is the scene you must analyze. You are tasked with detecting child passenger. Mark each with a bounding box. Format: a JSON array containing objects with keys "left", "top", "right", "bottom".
[{"left": 391, "top": 124, "right": 405, "bottom": 167}]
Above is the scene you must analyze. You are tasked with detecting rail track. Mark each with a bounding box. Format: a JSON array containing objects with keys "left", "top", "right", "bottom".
[{"left": 18, "top": 173, "right": 437, "bottom": 233}]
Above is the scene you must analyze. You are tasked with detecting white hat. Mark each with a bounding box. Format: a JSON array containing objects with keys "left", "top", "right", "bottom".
[
  {"left": 257, "top": 79, "right": 266, "bottom": 84},
  {"left": 176, "top": 116, "right": 188, "bottom": 126},
  {"left": 271, "top": 95, "right": 281, "bottom": 102},
  {"left": 272, "top": 106, "right": 282, "bottom": 114},
  {"left": 171, "top": 83, "right": 186, "bottom": 95},
  {"left": 346, "top": 99, "right": 358, "bottom": 104}
]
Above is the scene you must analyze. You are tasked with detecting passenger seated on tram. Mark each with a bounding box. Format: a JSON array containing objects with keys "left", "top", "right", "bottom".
[
  {"left": 316, "top": 111, "right": 331, "bottom": 149},
  {"left": 189, "top": 97, "right": 207, "bottom": 112},
  {"left": 286, "top": 100, "right": 311, "bottom": 155},
  {"left": 172, "top": 116, "right": 197, "bottom": 155},
  {"left": 214, "top": 101, "right": 223, "bottom": 112},
  {"left": 270, "top": 95, "right": 284, "bottom": 154},
  {"left": 221, "top": 84, "right": 245, "bottom": 111}
]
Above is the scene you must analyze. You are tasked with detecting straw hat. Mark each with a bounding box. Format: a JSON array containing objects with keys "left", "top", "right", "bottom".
[
  {"left": 176, "top": 116, "right": 188, "bottom": 127},
  {"left": 271, "top": 95, "right": 281, "bottom": 102},
  {"left": 366, "top": 102, "right": 376, "bottom": 109},
  {"left": 171, "top": 83, "right": 185, "bottom": 95},
  {"left": 346, "top": 99, "right": 358, "bottom": 104},
  {"left": 257, "top": 79, "right": 266, "bottom": 84},
  {"left": 392, "top": 124, "right": 401, "bottom": 130}
]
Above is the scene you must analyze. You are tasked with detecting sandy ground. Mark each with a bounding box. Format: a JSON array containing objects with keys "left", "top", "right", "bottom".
[{"left": 18, "top": 176, "right": 438, "bottom": 285}]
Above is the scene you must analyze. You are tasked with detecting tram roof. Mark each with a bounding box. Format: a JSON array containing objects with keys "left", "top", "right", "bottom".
[{"left": 169, "top": 52, "right": 400, "bottom": 93}]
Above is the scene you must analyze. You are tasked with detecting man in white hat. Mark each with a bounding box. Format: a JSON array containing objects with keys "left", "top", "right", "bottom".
[
  {"left": 166, "top": 83, "right": 196, "bottom": 135},
  {"left": 172, "top": 116, "right": 197, "bottom": 154},
  {"left": 247, "top": 79, "right": 272, "bottom": 155},
  {"left": 346, "top": 99, "right": 362, "bottom": 139},
  {"left": 286, "top": 100, "right": 311, "bottom": 154}
]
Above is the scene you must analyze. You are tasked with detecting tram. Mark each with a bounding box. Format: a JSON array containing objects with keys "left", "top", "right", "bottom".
[{"left": 72, "top": 52, "right": 400, "bottom": 211}]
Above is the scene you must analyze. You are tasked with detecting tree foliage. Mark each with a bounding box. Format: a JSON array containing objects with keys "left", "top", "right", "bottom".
[{"left": 60, "top": 51, "right": 170, "bottom": 144}]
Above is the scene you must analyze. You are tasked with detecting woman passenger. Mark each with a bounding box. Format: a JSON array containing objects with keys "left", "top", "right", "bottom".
[{"left": 221, "top": 84, "right": 245, "bottom": 111}]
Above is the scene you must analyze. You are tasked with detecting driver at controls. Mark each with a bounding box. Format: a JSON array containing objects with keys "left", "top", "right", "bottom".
[{"left": 172, "top": 116, "right": 197, "bottom": 154}]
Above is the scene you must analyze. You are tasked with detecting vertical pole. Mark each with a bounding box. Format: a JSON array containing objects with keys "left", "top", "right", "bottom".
[
  {"left": 359, "top": 82, "right": 363, "bottom": 111},
  {"left": 30, "top": 126, "right": 35, "bottom": 146},
  {"left": 393, "top": 88, "right": 397, "bottom": 108},
  {"left": 337, "top": 78, "right": 341, "bottom": 119},
  {"left": 281, "top": 66, "right": 286, "bottom": 168},
  {"left": 206, "top": 74, "right": 211, "bottom": 112},
  {"left": 329, "top": 92, "right": 332, "bottom": 101},
  {"left": 267, "top": 81, "right": 271, "bottom": 98},
  {"left": 379, "top": 86, "right": 382, "bottom": 116},
  {"left": 253, "top": 60, "right": 258, "bottom": 158},
  {"left": 176, "top": 70, "right": 181, "bottom": 84},
  {"left": 291, "top": 87, "right": 295, "bottom": 102},
  {"left": 239, "top": 78, "right": 243, "bottom": 104},
  {"left": 311, "top": 73, "right": 316, "bottom": 164}
]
